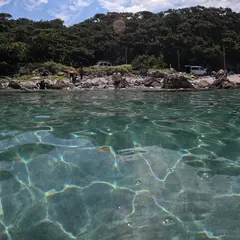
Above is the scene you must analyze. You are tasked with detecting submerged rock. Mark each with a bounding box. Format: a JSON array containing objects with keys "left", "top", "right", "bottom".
[{"left": 162, "top": 74, "right": 194, "bottom": 89}]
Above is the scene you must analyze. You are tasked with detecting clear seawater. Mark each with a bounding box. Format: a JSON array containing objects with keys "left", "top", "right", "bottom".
[{"left": 0, "top": 90, "right": 240, "bottom": 240}]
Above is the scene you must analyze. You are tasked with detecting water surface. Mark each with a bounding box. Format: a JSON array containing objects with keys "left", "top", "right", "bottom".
[{"left": 0, "top": 90, "right": 240, "bottom": 240}]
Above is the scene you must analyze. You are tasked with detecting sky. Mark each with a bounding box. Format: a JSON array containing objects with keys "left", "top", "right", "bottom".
[{"left": 0, "top": 0, "right": 239, "bottom": 26}]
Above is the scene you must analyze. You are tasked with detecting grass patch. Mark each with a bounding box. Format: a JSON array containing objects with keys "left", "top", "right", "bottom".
[
  {"left": 28, "top": 61, "right": 75, "bottom": 74},
  {"left": 15, "top": 74, "right": 67, "bottom": 82},
  {"left": 84, "top": 64, "right": 132, "bottom": 75}
]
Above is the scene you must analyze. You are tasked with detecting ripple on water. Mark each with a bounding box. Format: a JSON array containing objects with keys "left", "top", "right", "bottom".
[{"left": 0, "top": 91, "right": 240, "bottom": 239}]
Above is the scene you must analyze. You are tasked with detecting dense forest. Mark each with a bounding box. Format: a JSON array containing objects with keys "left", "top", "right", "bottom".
[{"left": 1, "top": 6, "right": 240, "bottom": 75}]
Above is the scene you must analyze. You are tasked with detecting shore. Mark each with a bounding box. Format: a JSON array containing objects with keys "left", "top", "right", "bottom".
[{"left": 1, "top": 72, "right": 240, "bottom": 91}]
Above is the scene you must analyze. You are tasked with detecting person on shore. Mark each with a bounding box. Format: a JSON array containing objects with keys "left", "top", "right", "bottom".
[
  {"left": 224, "top": 69, "right": 228, "bottom": 77},
  {"left": 211, "top": 71, "right": 216, "bottom": 78},
  {"left": 37, "top": 80, "right": 47, "bottom": 89},
  {"left": 112, "top": 72, "right": 121, "bottom": 89},
  {"left": 69, "top": 71, "right": 74, "bottom": 82},
  {"left": 79, "top": 67, "right": 84, "bottom": 80},
  {"left": 215, "top": 69, "right": 225, "bottom": 79}
]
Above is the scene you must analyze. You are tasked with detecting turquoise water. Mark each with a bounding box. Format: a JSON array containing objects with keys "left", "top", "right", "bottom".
[{"left": 0, "top": 90, "right": 240, "bottom": 240}]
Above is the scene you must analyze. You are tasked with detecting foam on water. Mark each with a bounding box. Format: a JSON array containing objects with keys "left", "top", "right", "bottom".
[{"left": 0, "top": 90, "right": 240, "bottom": 240}]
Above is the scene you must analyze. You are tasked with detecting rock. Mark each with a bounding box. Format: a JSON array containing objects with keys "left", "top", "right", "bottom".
[
  {"left": 151, "top": 79, "right": 163, "bottom": 87},
  {"left": 57, "top": 72, "right": 65, "bottom": 76},
  {"left": 21, "top": 82, "right": 38, "bottom": 89},
  {"left": 149, "top": 71, "right": 166, "bottom": 78},
  {"left": 162, "top": 74, "right": 194, "bottom": 89},
  {"left": 40, "top": 70, "right": 50, "bottom": 76},
  {"left": 168, "top": 68, "right": 177, "bottom": 74},
  {"left": 192, "top": 79, "right": 211, "bottom": 89},
  {"left": 120, "top": 78, "right": 129, "bottom": 88},
  {"left": 209, "top": 76, "right": 239, "bottom": 89},
  {"left": 8, "top": 81, "right": 22, "bottom": 89},
  {"left": 81, "top": 81, "right": 93, "bottom": 88},
  {"left": 31, "top": 76, "right": 41, "bottom": 81},
  {"left": 140, "top": 69, "right": 148, "bottom": 76},
  {"left": 49, "top": 80, "right": 73, "bottom": 89},
  {"left": 143, "top": 77, "right": 162, "bottom": 87},
  {"left": 19, "top": 67, "right": 31, "bottom": 76}
]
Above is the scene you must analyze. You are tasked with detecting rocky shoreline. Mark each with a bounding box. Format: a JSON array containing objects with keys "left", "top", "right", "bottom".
[{"left": 1, "top": 71, "right": 240, "bottom": 91}]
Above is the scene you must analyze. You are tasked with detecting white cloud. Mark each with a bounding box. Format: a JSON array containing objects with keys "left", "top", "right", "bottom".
[
  {"left": 24, "top": 0, "right": 48, "bottom": 11},
  {"left": 49, "top": 0, "right": 91, "bottom": 25},
  {"left": 97, "top": 0, "right": 240, "bottom": 13},
  {"left": 0, "top": 0, "right": 11, "bottom": 7}
]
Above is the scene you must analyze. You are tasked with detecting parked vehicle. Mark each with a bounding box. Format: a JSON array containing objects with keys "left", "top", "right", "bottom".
[
  {"left": 94, "top": 61, "right": 112, "bottom": 67},
  {"left": 184, "top": 65, "right": 207, "bottom": 76}
]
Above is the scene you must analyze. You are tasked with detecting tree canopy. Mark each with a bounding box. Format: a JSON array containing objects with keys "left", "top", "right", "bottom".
[{"left": 1, "top": 6, "right": 240, "bottom": 75}]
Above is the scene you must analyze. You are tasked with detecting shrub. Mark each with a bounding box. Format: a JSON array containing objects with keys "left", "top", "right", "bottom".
[
  {"left": 131, "top": 55, "right": 166, "bottom": 70},
  {"left": 0, "top": 61, "right": 18, "bottom": 75}
]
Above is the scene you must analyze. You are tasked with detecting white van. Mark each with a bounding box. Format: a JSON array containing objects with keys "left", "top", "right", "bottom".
[
  {"left": 94, "top": 61, "right": 112, "bottom": 67},
  {"left": 184, "top": 65, "right": 207, "bottom": 76}
]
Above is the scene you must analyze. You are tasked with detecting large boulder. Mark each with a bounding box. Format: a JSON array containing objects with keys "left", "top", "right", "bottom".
[
  {"left": 162, "top": 74, "right": 195, "bottom": 89},
  {"left": 81, "top": 81, "right": 93, "bottom": 89},
  {"left": 21, "top": 82, "right": 38, "bottom": 89},
  {"left": 192, "top": 79, "right": 212, "bottom": 89},
  {"left": 143, "top": 77, "right": 162, "bottom": 87},
  {"left": 209, "top": 76, "right": 239, "bottom": 89},
  {"left": 8, "top": 81, "right": 22, "bottom": 89},
  {"left": 119, "top": 78, "right": 129, "bottom": 88}
]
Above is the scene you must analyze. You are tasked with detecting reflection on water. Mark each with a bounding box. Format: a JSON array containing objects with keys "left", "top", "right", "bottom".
[{"left": 0, "top": 90, "right": 240, "bottom": 239}]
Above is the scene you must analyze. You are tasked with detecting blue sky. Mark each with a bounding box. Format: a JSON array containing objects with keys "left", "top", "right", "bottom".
[{"left": 0, "top": 0, "right": 238, "bottom": 26}]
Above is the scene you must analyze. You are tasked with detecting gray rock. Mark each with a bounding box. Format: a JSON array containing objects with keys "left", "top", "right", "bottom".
[
  {"left": 57, "top": 72, "right": 65, "bottom": 76},
  {"left": 143, "top": 77, "right": 162, "bottom": 87},
  {"left": 21, "top": 82, "right": 38, "bottom": 89},
  {"left": 162, "top": 74, "right": 194, "bottom": 89},
  {"left": 192, "top": 79, "right": 211, "bottom": 89},
  {"left": 19, "top": 67, "right": 31, "bottom": 76},
  {"left": 209, "top": 76, "right": 239, "bottom": 89},
  {"left": 81, "top": 81, "right": 93, "bottom": 88},
  {"left": 49, "top": 80, "right": 73, "bottom": 89},
  {"left": 120, "top": 78, "right": 129, "bottom": 88}
]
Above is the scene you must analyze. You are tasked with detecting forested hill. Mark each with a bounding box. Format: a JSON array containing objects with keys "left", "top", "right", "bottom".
[{"left": 1, "top": 6, "right": 240, "bottom": 74}]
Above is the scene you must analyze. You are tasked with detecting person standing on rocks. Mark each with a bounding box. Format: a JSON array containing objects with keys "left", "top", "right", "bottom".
[
  {"left": 79, "top": 67, "right": 84, "bottom": 80},
  {"left": 37, "top": 80, "right": 47, "bottom": 89},
  {"left": 69, "top": 71, "right": 74, "bottom": 82},
  {"left": 112, "top": 72, "right": 121, "bottom": 89},
  {"left": 224, "top": 69, "right": 228, "bottom": 77}
]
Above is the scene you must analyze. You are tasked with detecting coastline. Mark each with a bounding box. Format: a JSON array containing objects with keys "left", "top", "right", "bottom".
[{"left": 1, "top": 72, "right": 240, "bottom": 92}]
